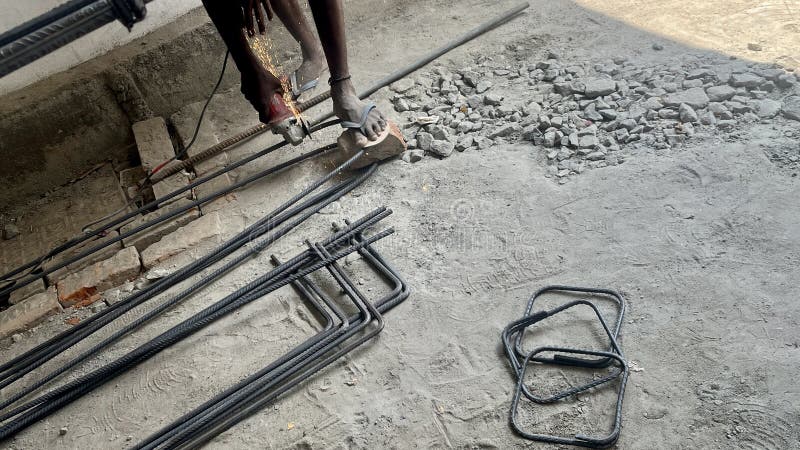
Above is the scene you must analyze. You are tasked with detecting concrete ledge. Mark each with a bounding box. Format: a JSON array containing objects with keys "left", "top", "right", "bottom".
[
  {"left": 9, "top": 279, "right": 46, "bottom": 306},
  {"left": 140, "top": 211, "right": 244, "bottom": 269},
  {"left": 0, "top": 287, "right": 61, "bottom": 339},
  {"left": 121, "top": 202, "right": 202, "bottom": 252},
  {"left": 56, "top": 246, "right": 141, "bottom": 307},
  {"left": 44, "top": 231, "right": 124, "bottom": 285}
]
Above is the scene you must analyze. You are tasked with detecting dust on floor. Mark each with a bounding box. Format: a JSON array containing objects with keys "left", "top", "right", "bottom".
[{"left": 2, "top": 0, "right": 800, "bottom": 448}]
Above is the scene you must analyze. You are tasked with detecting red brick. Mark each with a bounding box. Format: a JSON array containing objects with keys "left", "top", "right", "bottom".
[{"left": 56, "top": 246, "right": 141, "bottom": 307}]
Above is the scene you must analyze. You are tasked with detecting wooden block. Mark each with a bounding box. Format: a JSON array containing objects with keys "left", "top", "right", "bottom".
[{"left": 336, "top": 121, "right": 407, "bottom": 169}]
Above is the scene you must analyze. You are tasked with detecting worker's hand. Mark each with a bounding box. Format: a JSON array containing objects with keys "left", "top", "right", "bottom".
[
  {"left": 240, "top": 69, "right": 284, "bottom": 124},
  {"left": 240, "top": 0, "right": 274, "bottom": 37}
]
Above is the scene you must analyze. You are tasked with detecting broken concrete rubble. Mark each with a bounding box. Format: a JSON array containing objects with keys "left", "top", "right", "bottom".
[{"left": 387, "top": 54, "right": 797, "bottom": 184}]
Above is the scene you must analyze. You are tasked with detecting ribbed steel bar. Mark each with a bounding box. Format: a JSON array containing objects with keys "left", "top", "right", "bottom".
[
  {"left": 0, "top": 221, "right": 394, "bottom": 439},
  {"left": 0, "top": 146, "right": 367, "bottom": 390},
  {"left": 172, "top": 239, "right": 409, "bottom": 450},
  {"left": 0, "top": 0, "right": 155, "bottom": 77}
]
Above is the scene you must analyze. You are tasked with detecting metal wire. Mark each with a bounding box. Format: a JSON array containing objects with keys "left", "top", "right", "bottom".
[
  {"left": 163, "top": 233, "right": 409, "bottom": 449},
  {"left": 0, "top": 215, "right": 394, "bottom": 439},
  {"left": 502, "top": 286, "right": 629, "bottom": 448},
  {"left": 0, "top": 143, "right": 365, "bottom": 391},
  {"left": 510, "top": 286, "right": 626, "bottom": 402}
]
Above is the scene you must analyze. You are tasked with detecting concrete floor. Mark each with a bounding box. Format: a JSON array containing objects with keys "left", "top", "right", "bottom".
[{"left": 2, "top": 0, "right": 800, "bottom": 448}]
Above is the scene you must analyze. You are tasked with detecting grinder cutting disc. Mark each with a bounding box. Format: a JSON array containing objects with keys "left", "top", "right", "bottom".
[{"left": 268, "top": 92, "right": 310, "bottom": 145}]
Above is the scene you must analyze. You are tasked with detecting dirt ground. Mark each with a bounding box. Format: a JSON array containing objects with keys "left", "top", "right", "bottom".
[{"left": 2, "top": 0, "right": 800, "bottom": 448}]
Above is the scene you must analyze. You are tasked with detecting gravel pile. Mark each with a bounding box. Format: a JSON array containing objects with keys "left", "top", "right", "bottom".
[{"left": 391, "top": 53, "right": 799, "bottom": 182}]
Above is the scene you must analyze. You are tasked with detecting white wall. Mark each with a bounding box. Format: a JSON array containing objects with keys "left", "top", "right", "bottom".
[{"left": 0, "top": 0, "right": 203, "bottom": 96}]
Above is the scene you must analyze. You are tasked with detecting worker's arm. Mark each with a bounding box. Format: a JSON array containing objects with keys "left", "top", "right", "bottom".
[{"left": 201, "top": 0, "right": 282, "bottom": 123}]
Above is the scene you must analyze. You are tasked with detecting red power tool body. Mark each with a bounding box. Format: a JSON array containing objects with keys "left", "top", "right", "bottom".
[{"left": 268, "top": 91, "right": 310, "bottom": 145}]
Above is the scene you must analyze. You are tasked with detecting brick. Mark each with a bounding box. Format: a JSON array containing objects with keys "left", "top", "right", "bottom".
[
  {"left": 133, "top": 117, "right": 176, "bottom": 171},
  {"left": 0, "top": 164, "right": 126, "bottom": 277},
  {"left": 140, "top": 211, "right": 244, "bottom": 269},
  {"left": 335, "top": 121, "right": 407, "bottom": 169},
  {"left": 44, "top": 230, "right": 123, "bottom": 285},
  {"left": 131, "top": 117, "right": 192, "bottom": 201},
  {"left": 170, "top": 101, "right": 236, "bottom": 213},
  {"left": 9, "top": 279, "right": 46, "bottom": 305},
  {"left": 0, "top": 288, "right": 61, "bottom": 338},
  {"left": 56, "top": 246, "right": 141, "bottom": 307},
  {"left": 120, "top": 201, "right": 201, "bottom": 252}
]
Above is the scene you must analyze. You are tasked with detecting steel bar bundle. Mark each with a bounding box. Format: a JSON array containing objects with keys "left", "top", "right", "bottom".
[
  {"left": 137, "top": 227, "right": 409, "bottom": 449},
  {"left": 0, "top": 144, "right": 372, "bottom": 414},
  {"left": 0, "top": 206, "right": 398, "bottom": 439},
  {"left": 0, "top": 122, "right": 339, "bottom": 297},
  {"left": 0, "top": 2, "right": 530, "bottom": 296},
  {"left": 0, "top": 0, "right": 153, "bottom": 77},
  {"left": 501, "top": 286, "right": 629, "bottom": 448}
]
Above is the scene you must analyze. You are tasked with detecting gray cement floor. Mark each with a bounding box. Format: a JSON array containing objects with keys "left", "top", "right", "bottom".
[{"left": 2, "top": 0, "right": 800, "bottom": 448}]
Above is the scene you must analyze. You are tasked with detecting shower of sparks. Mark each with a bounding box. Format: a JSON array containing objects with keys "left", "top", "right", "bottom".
[{"left": 248, "top": 34, "right": 302, "bottom": 121}]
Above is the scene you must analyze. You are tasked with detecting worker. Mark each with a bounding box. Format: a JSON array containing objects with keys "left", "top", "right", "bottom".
[{"left": 201, "top": 0, "right": 387, "bottom": 148}]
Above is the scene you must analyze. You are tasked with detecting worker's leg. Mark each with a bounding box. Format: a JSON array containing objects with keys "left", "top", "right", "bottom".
[
  {"left": 201, "top": 0, "right": 282, "bottom": 123},
  {"left": 271, "top": 0, "right": 326, "bottom": 88},
  {"left": 308, "top": 0, "right": 387, "bottom": 146}
]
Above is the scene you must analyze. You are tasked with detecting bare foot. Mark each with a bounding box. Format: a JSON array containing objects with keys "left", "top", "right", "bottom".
[
  {"left": 293, "top": 51, "right": 326, "bottom": 96},
  {"left": 331, "top": 79, "right": 387, "bottom": 148}
]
